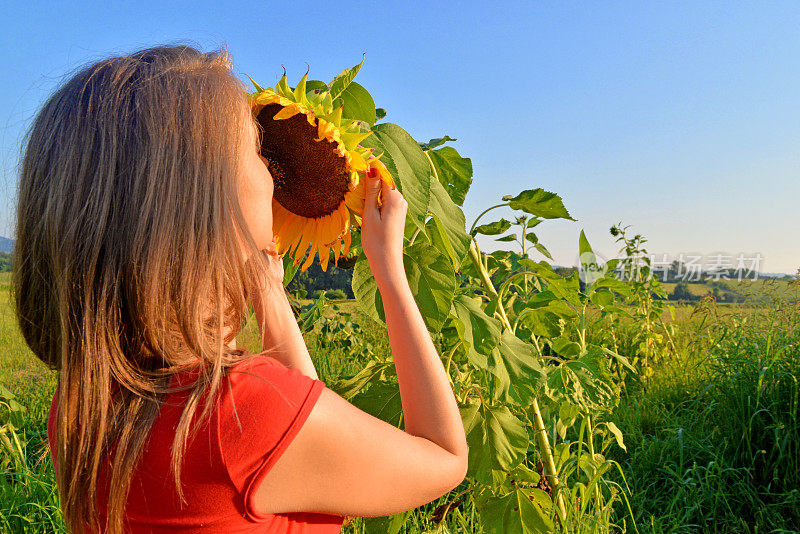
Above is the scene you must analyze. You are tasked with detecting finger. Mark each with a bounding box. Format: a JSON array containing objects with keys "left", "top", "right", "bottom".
[
  {"left": 264, "top": 243, "right": 278, "bottom": 257},
  {"left": 380, "top": 179, "right": 403, "bottom": 209},
  {"left": 364, "top": 166, "right": 382, "bottom": 219}
]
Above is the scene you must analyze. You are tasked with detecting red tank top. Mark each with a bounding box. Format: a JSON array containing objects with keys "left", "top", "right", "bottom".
[{"left": 47, "top": 354, "right": 345, "bottom": 533}]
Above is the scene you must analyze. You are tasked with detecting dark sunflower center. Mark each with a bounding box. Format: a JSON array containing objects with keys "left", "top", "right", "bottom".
[{"left": 255, "top": 103, "right": 352, "bottom": 219}]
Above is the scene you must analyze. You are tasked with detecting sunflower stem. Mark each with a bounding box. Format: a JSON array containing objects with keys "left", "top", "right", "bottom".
[
  {"left": 408, "top": 228, "right": 421, "bottom": 247},
  {"left": 467, "top": 239, "right": 568, "bottom": 522}
]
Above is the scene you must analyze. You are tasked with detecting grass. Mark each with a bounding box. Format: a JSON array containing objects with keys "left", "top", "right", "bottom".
[
  {"left": 660, "top": 278, "right": 800, "bottom": 302},
  {"left": 608, "top": 300, "right": 800, "bottom": 533},
  {"left": 2, "top": 270, "right": 799, "bottom": 532}
]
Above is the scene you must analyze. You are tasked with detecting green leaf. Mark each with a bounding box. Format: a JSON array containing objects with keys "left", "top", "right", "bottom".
[
  {"left": 476, "top": 485, "right": 554, "bottom": 534},
  {"left": 331, "top": 360, "right": 396, "bottom": 401},
  {"left": 473, "top": 219, "right": 511, "bottom": 236},
  {"left": 489, "top": 331, "right": 548, "bottom": 406},
  {"left": 495, "top": 234, "right": 517, "bottom": 242},
  {"left": 578, "top": 229, "right": 593, "bottom": 259},
  {"left": 335, "top": 81, "right": 376, "bottom": 125},
  {"left": 352, "top": 253, "right": 385, "bottom": 325},
  {"left": 403, "top": 242, "right": 457, "bottom": 333},
  {"left": 556, "top": 401, "right": 581, "bottom": 439},
  {"left": 546, "top": 346, "right": 616, "bottom": 411},
  {"left": 361, "top": 123, "right": 432, "bottom": 234},
  {"left": 328, "top": 55, "right": 365, "bottom": 99},
  {"left": 525, "top": 291, "right": 558, "bottom": 309},
  {"left": 533, "top": 242, "right": 553, "bottom": 260},
  {"left": 579, "top": 230, "right": 605, "bottom": 286},
  {"left": 550, "top": 337, "right": 582, "bottom": 358},
  {"left": 519, "top": 309, "right": 564, "bottom": 338},
  {"left": 519, "top": 260, "right": 582, "bottom": 307},
  {"left": 461, "top": 399, "right": 529, "bottom": 485},
  {"left": 375, "top": 108, "right": 387, "bottom": 120},
  {"left": 275, "top": 70, "right": 292, "bottom": 98},
  {"left": 590, "top": 288, "right": 614, "bottom": 308},
  {"left": 305, "top": 80, "right": 328, "bottom": 94},
  {"left": 451, "top": 295, "right": 502, "bottom": 369},
  {"left": 282, "top": 254, "right": 301, "bottom": 287},
  {"left": 420, "top": 135, "right": 457, "bottom": 150},
  {"left": 605, "top": 421, "right": 627, "bottom": 451},
  {"left": 354, "top": 243, "right": 456, "bottom": 333},
  {"left": 420, "top": 523, "right": 452, "bottom": 534},
  {"left": 363, "top": 511, "right": 412, "bottom": 534},
  {"left": 298, "top": 292, "right": 329, "bottom": 333},
  {"left": 352, "top": 379, "right": 403, "bottom": 427},
  {"left": 0, "top": 385, "right": 25, "bottom": 419},
  {"left": 293, "top": 69, "right": 308, "bottom": 103},
  {"left": 503, "top": 189, "right": 575, "bottom": 221},
  {"left": 246, "top": 75, "right": 266, "bottom": 93},
  {"left": 426, "top": 146, "right": 473, "bottom": 206},
  {"left": 592, "top": 276, "right": 633, "bottom": 298},
  {"left": 427, "top": 176, "right": 471, "bottom": 271}
]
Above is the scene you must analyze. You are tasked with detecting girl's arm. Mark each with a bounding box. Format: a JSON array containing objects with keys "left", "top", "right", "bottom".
[
  {"left": 249, "top": 169, "right": 468, "bottom": 517},
  {"left": 248, "top": 249, "right": 319, "bottom": 380}
]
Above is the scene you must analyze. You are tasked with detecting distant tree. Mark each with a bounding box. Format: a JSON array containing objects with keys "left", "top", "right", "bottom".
[
  {"left": 0, "top": 252, "right": 12, "bottom": 272},
  {"left": 288, "top": 261, "right": 354, "bottom": 299},
  {"left": 668, "top": 260, "right": 684, "bottom": 283},
  {"left": 325, "top": 289, "right": 347, "bottom": 300},
  {"left": 554, "top": 266, "right": 577, "bottom": 278},
  {"left": 669, "top": 281, "right": 694, "bottom": 301}
]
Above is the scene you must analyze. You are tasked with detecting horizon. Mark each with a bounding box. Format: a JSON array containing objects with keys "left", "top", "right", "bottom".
[{"left": 1, "top": 1, "right": 798, "bottom": 273}]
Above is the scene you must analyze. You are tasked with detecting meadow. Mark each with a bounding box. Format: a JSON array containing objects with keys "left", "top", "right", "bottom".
[{"left": 1, "top": 267, "right": 798, "bottom": 533}]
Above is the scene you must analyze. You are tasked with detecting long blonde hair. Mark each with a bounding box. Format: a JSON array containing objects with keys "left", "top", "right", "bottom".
[{"left": 12, "top": 43, "right": 274, "bottom": 532}]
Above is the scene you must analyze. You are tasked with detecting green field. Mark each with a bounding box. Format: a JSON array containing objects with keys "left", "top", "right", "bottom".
[
  {"left": 2, "top": 270, "right": 799, "bottom": 533},
  {"left": 661, "top": 278, "right": 800, "bottom": 300}
]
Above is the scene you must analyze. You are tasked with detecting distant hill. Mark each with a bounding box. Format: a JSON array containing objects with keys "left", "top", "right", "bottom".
[{"left": 0, "top": 237, "right": 13, "bottom": 254}]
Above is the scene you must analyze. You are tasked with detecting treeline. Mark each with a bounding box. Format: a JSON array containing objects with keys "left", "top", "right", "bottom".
[
  {"left": 668, "top": 280, "right": 745, "bottom": 303},
  {"left": 287, "top": 262, "right": 354, "bottom": 300},
  {"left": 0, "top": 252, "right": 11, "bottom": 272},
  {"left": 0, "top": 251, "right": 356, "bottom": 297}
]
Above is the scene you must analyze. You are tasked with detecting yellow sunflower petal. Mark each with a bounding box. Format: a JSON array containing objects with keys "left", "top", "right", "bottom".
[
  {"left": 316, "top": 119, "right": 337, "bottom": 142},
  {"left": 344, "top": 189, "right": 364, "bottom": 215},
  {"left": 323, "top": 212, "right": 343, "bottom": 245},
  {"left": 332, "top": 234, "right": 342, "bottom": 264},
  {"left": 346, "top": 150, "right": 368, "bottom": 172},
  {"left": 319, "top": 244, "right": 331, "bottom": 272},
  {"left": 273, "top": 204, "right": 302, "bottom": 255},
  {"left": 272, "top": 208, "right": 295, "bottom": 253},
  {"left": 273, "top": 104, "right": 302, "bottom": 120},
  {"left": 371, "top": 158, "right": 395, "bottom": 188},
  {"left": 292, "top": 218, "right": 315, "bottom": 266},
  {"left": 301, "top": 242, "right": 318, "bottom": 271}
]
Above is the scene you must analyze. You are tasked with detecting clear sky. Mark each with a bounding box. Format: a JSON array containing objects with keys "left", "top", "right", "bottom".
[{"left": 2, "top": 1, "right": 798, "bottom": 274}]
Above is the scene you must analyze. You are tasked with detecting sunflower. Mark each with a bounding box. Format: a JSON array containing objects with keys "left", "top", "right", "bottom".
[{"left": 247, "top": 71, "right": 394, "bottom": 272}]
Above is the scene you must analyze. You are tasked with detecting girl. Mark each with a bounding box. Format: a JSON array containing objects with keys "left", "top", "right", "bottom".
[{"left": 13, "top": 44, "right": 467, "bottom": 533}]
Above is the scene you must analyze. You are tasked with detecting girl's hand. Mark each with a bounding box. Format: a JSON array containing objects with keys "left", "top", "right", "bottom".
[
  {"left": 262, "top": 236, "right": 285, "bottom": 287},
  {"left": 246, "top": 236, "right": 286, "bottom": 302},
  {"left": 360, "top": 166, "right": 408, "bottom": 285}
]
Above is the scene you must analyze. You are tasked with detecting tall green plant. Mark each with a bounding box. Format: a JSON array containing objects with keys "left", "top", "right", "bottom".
[
  {"left": 608, "top": 224, "right": 676, "bottom": 380},
  {"left": 272, "top": 61, "right": 635, "bottom": 533}
]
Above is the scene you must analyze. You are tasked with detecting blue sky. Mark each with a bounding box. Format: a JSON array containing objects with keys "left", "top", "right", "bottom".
[{"left": 2, "top": 1, "right": 798, "bottom": 273}]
